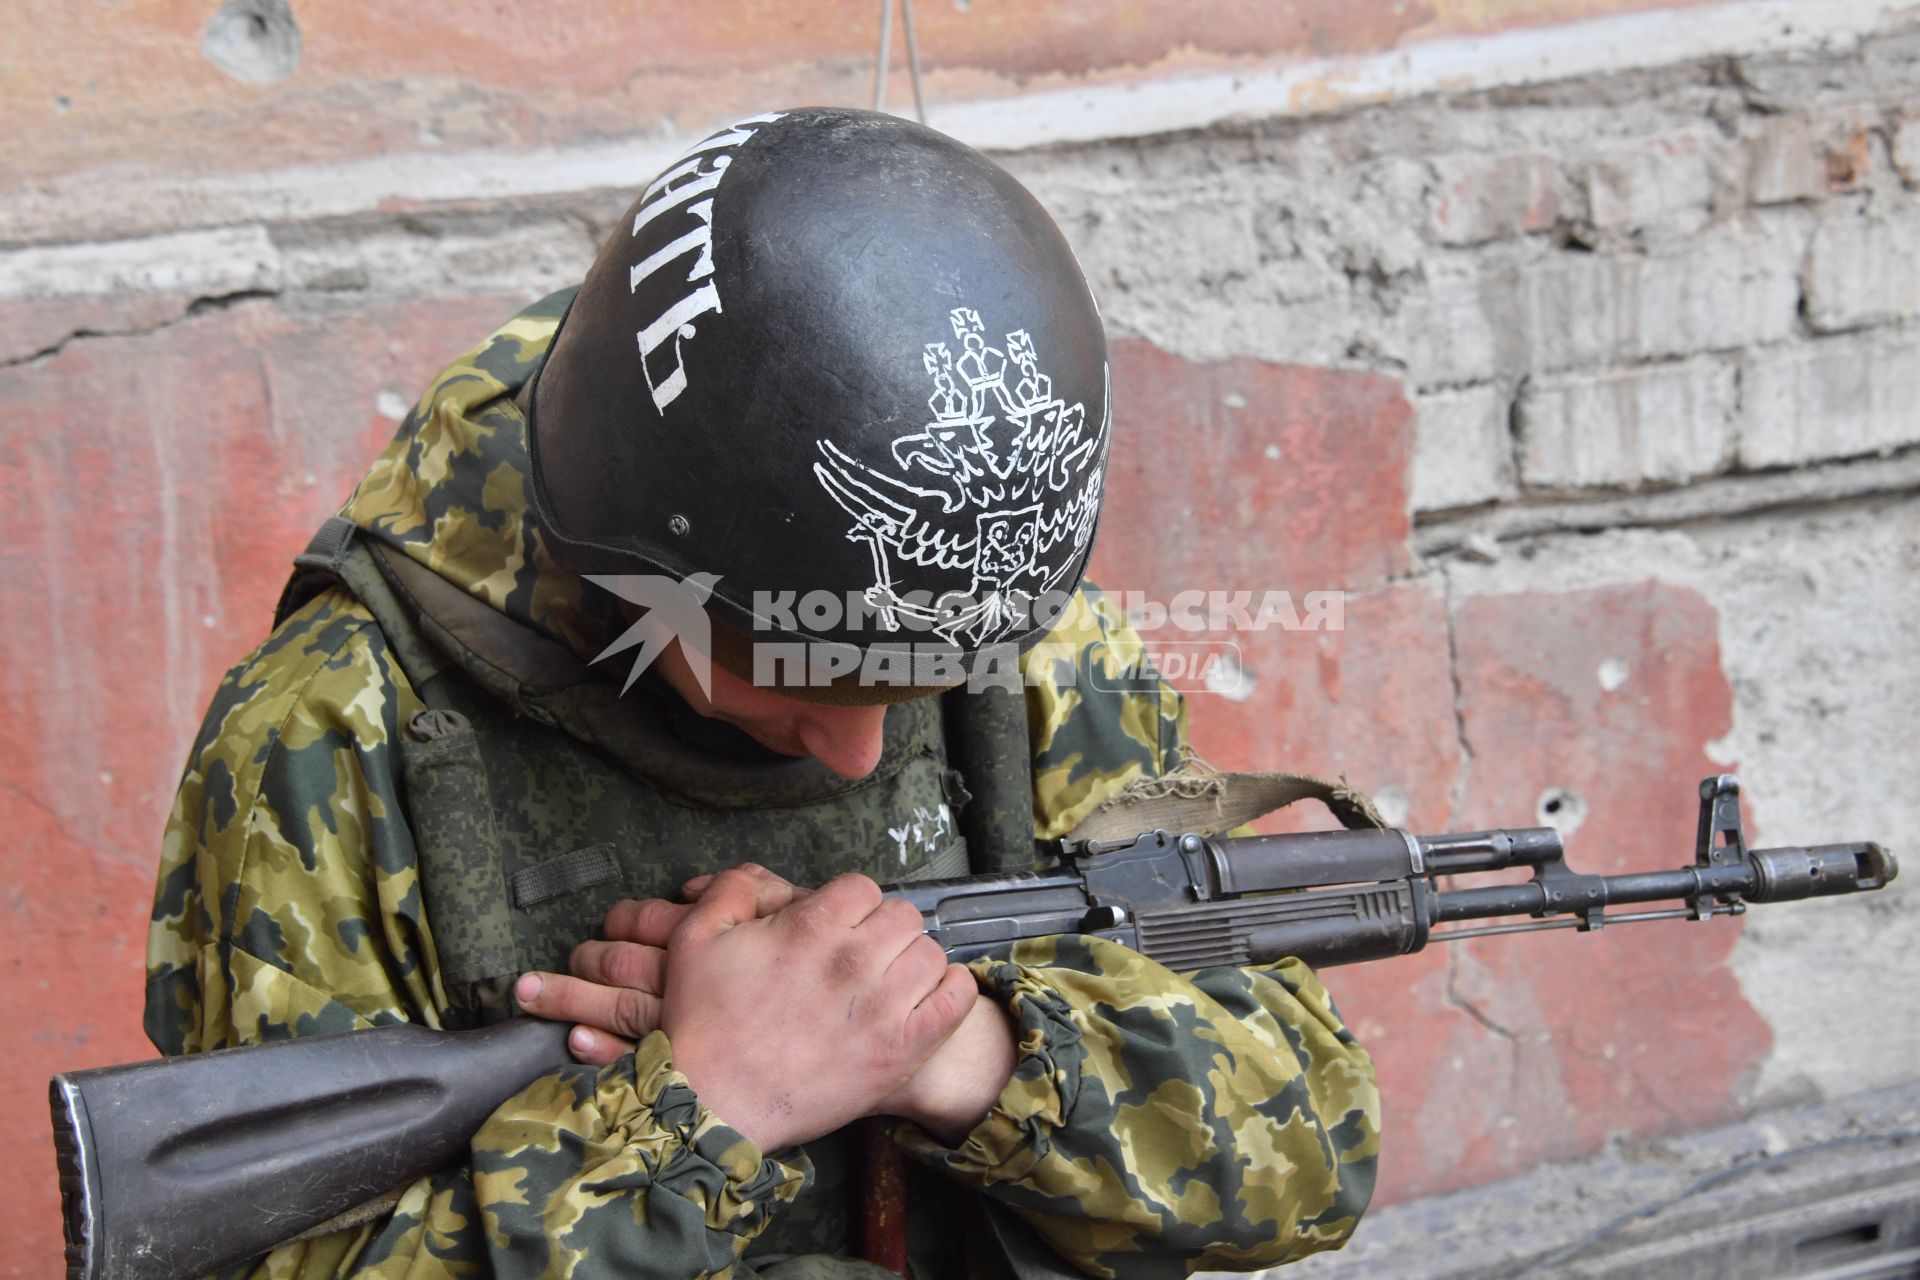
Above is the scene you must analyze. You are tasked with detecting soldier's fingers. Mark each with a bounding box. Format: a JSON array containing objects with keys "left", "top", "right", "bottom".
[
  {"left": 602, "top": 898, "right": 691, "bottom": 946},
  {"left": 857, "top": 895, "right": 926, "bottom": 938},
  {"left": 674, "top": 867, "right": 776, "bottom": 943},
  {"left": 570, "top": 940, "right": 666, "bottom": 993},
  {"left": 884, "top": 931, "right": 951, "bottom": 998},
  {"left": 515, "top": 971, "right": 662, "bottom": 1040},
  {"left": 682, "top": 863, "right": 808, "bottom": 916},
  {"left": 852, "top": 895, "right": 929, "bottom": 970},
  {"left": 901, "top": 964, "right": 978, "bottom": 1054},
  {"left": 781, "top": 872, "right": 882, "bottom": 932},
  {"left": 568, "top": 1024, "right": 633, "bottom": 1066}
]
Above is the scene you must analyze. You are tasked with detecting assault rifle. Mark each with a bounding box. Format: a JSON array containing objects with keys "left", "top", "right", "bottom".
[{"left": 51, "top": 776, "right": 1895, "bottom": 1280}]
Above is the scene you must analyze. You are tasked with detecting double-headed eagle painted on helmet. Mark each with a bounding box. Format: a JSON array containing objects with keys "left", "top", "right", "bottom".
[{"left": 813, "top": 306, "right": 1109, "bottom": 647}]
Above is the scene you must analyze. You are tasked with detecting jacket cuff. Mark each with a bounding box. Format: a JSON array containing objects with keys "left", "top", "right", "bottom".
[
  {"left": 608, "top": 1030, "right": 814, "bottom": 1237},
  {"left": 890, "top": 947, "right": 1089, "bottom": 1186}
]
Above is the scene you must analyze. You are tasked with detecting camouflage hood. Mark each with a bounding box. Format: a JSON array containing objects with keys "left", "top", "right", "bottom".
[{"left": 339, "top": 288, "right": 621, "bottom": 669}]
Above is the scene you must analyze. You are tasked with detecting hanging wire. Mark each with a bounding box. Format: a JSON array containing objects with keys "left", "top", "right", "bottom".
[
  {"left": 900, "top": 0, "right": 927, "bottom": 124},
  {"left": 871, "top": 0, "right": 928, "bottom": 125},
  {"left": 871, "top": 0, "right": 894, "bottom": 112}
]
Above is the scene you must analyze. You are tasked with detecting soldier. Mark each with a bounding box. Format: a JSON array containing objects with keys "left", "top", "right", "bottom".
[{"left": 145, "top": 109, "right": 1378, "bottom": 1278}]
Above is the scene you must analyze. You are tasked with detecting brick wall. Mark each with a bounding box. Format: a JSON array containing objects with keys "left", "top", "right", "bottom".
[{"left": 2, "top": 1, "right": 1914, "bottom": 1274}]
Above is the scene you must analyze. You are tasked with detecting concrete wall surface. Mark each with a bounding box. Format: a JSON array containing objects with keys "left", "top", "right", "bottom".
[
  {"left": 1274, "top": 1079, "right": 1920, "bottom": 1279},
  {"left": 2, "top": 1, "right": 1916, "bottom": 1275}
]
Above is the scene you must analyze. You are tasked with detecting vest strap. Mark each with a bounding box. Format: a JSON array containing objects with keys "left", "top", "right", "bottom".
[
  {"left": 918, "top": 837, "right": 971, "bottom": 882},
  {"left": 272, "top": 515, "right": 361, "bottom": 628},
  {"left": 270, "top": 517, "right": 458, "bottom": 695},
  {"left": 401, "top": 718, "right": 518, "bottom": 995},
  {"left": 943, "top": 683, "right": 1038, "bottom": 874},
  {"left": 510, "top": 844, "right": 619, "bottom": 908}
]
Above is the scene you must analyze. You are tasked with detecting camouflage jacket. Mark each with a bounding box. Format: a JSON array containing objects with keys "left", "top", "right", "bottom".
[{"left": 146, "top": 291, "right": 1379, "bottom": 1280}]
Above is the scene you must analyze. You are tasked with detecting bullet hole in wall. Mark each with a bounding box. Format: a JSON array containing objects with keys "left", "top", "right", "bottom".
[
  {"left": 1537, "top": 787, "right": 1588, "bottom": 837},
  {"left": 203, "top": 0, "right": 302, "bottom": 86}
]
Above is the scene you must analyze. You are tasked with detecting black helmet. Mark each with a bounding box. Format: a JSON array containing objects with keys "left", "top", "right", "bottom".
[{"left": 527, "top": 107, "right": 1109, "bottom": 690}]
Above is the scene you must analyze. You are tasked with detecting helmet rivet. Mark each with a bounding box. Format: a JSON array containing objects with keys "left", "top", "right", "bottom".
[{"left": 668, "top": 514, "right": 691, "bottom": 537}]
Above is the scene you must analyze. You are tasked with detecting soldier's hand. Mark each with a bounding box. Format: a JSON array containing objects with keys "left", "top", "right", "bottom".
[
  {"left": 661, "top": 867, "right": 977, "bottom": 1153},
  {"left": 524, "top": 862, "right": 1014, "bottom": 1147},
  {"left": 684, "top": 865, "right": 1017, "bottom": 1145},
  {"left": 521, "top": 864, "right": 856, "bottom": 1074},
  {"left": 516, "top": 863, "right": 805, "bottom": 1064}
]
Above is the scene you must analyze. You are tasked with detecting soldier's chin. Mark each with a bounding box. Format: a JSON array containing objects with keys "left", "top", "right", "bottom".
[{"left": 734, "top": 723, "right": 811, "bottom": 759}]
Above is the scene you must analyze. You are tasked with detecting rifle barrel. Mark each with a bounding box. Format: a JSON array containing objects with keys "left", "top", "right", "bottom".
[{"left": 1428, "top": 842, "right": 1893, "bottom": 926}]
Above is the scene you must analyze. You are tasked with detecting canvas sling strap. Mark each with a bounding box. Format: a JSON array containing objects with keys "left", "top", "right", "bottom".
[{"left": 1064, "top": 756, "right": 1387, "bottom": 842}]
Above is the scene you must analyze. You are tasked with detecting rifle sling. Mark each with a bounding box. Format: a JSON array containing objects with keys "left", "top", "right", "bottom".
[
  {"left": 280, "top": 1188, "right": 409, "bottom": 1249},
  {"left": 1065, "top": 764, "right": 1386, "bottom": 840}
]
